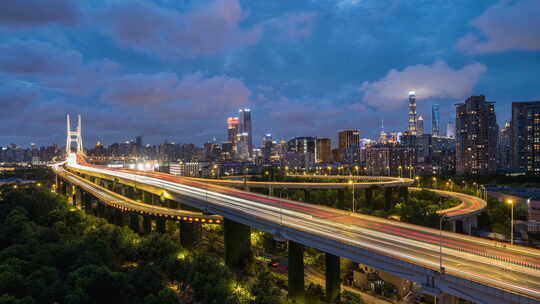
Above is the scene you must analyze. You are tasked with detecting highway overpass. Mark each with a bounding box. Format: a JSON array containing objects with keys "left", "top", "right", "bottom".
[{"left": 58, "top": 153, "right": 540, "bottom": 304}]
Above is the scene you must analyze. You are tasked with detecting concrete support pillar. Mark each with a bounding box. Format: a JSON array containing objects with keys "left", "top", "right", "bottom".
[
  {"left": 74, "top": 188, "right": 82, "bottom": 208},
  {"left": 304, "top": 189, "right": 311, "bottom": 202},
  {"left": 156, "top": 217, "right": 166, "bottom": 233},
  {"left": 82, "top": 191, "right": 92, "bottom": 212},
  {"left": 337, "top": 189, "right": 345, "bottom": 209},
  {"left": 130, "top": 213, "right": 140, "bottom": 233},
  {"left": 97, "top": 202, "right": 106, "bottom": 218},
  {"left": 224, "top": 219, "right": 251, "bottom": 270},
  {"left": 268, "top": 186, "right": 273, "bottom": 196},
  {"left": 365, "top": 188, "right": 373, "bottom": 210},
  {"left": 437, "top": 293, "right": 459, "bottom": 304},
  {"left": 180, "top": 221, "right": 201, "bottom": 249},
  {"left": 400, "top": 186, "right": 409, "bottom": 203},
  {"left": 288, "top": 241, "right": 305, "bottom": 302},
  {"left": 384, "top": 187, "right": 393, "bottom": 210},
  {"left": 116, "top": 209, "right": 127, "bottom": 227},
  {"left": 325, "top": 253, "right": 340, "bottom": 303},
  {"left": 143, "top": 215, "right": 152, "bottom": 234},
  {"left": 450, "top": 220, "right": 457, "bottom": 233},
  {"left": 142, "top": 191, "right": 149, "bottom": 204}
]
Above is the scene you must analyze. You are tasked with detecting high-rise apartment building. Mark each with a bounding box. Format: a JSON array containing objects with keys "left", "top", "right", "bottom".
[
  {"left": 455, "top": 95, "right": 498, "bottom": 175},
  {"left": 498, "top": 121, "right": 512, "bottom": 171},
  {"left": 338, "top": 130, "right": 360, "bottom": 164},
  {"left": 417, "top": 116, "right": 425, "bottom": 136},
  {"left": 239, "top": 108, "right": 253, "bottom": 156},
  {"left": 511, "top": 101, "right": 540, "bottom": 174},
  {"left": 446, "top": 122, "right": 455, "bottom": 138},
  {"left": 338, "top": 130, "right": 360, "bottom": 150},
  {"left": 315, "top": 138, "right": 332, "bottom": 163},
  {"left": 432, "top": 104, "right": 440, "bottom": 136},
  {"left": 408, "top": 91, "right": 417, "bottom": 135}
]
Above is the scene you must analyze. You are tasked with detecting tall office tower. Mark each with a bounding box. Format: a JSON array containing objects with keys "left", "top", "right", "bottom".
[
  {"left": 408, "top": 91, "right": 417, "bottom": 135},
  {"left": 432, "top": 104, "right": 440, "bottom": 136},
  {"left": 417, "top": 116, "right": 425, "bottom": 135},
  {"left": 511, "top": 101, "right": 540, "bottom": 173},
  {"left": 446, "top": 122, "right": 455, "bottom": 138},
  {"left": 239, "top": 108, "right": 253, "bottom": 156},
  {"left": 338, "top": 130, "right": 360, "bottom": 150},
  {"left": 455, "top": 95, "right": 498, "bottom": 175},
  {"left": 497, "top": 121, "right": 512, "bottom": 171},
  {"left": 315, "top": 138, "right": 332, "bottom": 163},
  {"left": 227, "top": 117, "right": 239, "bottom": 145},
  {"left": 236, "top": 132, "right": 250, "bottom": 161},
  {"left": 262, "top": 133, "right": 273, "bottom": 162}
]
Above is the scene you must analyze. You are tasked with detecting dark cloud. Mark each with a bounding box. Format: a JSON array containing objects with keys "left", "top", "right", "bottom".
[
  {"left": 100, "top": 72, "right": 250, "bottom": 109},
  {"left": 457, "top": 0, "right": 540, "bottom": 54},
  {"left": 0, "top": 40, "right": 82, "bottom": 76},
  {"left": 0, "top": 82, "right": 40, "bottom": 118},
  {"left": 0, "top": 0, "right": 81, "bottom": 28},
  {"left": 98, "top": 0, "right": 262, "bottom": 58}
]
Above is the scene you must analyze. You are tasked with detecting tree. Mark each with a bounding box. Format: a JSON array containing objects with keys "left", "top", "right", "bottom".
[{"left": 249, "top": 271, "right": 282, "bottom": 304}]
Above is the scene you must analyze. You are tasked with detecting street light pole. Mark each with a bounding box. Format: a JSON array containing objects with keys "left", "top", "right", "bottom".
[
  {"left": 348, "top": 180, "right": 355, "bottom": 213},
  {"left": 439, "top": 214, "right": 448, "bottom": 273},
  {"left": 507, "top": 199, "right": 514, "bottom": 245}
]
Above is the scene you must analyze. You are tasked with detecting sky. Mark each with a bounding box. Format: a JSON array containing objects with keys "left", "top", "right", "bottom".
[{"left": 1, "top": 0, "right": 539, "bottom": 148}]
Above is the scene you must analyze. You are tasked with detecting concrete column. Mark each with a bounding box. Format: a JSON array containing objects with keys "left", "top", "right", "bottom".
[
  {"left": 224, "top": 219, "right": 251, "bottom": 270},
  {"left": 268, "top": 186, "right": 273, "bottom": 196},
  {"left": 141, "top": 191, "right": 149, "bottom": 204},
  {"left": 179, "top": 221, "right": 201, "bottom": 249},
  {"left": 400, "top": 186, "right": 409, "bottom": 203},
  {"left": 97, "top": 202, "right": 106, "bottom": 218},
  {"left": 82, "top": 191, "right": 92, "bottom": 212},
  {"left": 304, "top": 189, "right": 311, "bottom": 202},
  {"left": 325, "top": 253, "right": 340, "bottom": 303},
  {"left": 365, "top": 188, "right": 373, "bottom": 210},
  {"left": 74, "top": 187, "right": 82, "bottom": 208},
  {"left": 337, "top": 189, "right": 345, "bottom": 209},
  {"left": 116, "top": 209, "right": 127, "bottom": 227},
  {"left": 450, "top": 220, "right": 457, "bottom": 233},
  {"left": 156, "top": 217, "right": 166, "bottom": 233},
  {"left": 129, "top": 213, "right": 140, "bottom": 233},
  {"left": 437, "top": 293, "right": 459, "bottom": 304},
  {"left": 384, "top": 187, "right": 394, "bottom": 210},
  {"left": 288, "top": 241, "right": 305, "bottom": 302},
  {"left": 143, "top": 215, "right": 152, "bottom": 234}
]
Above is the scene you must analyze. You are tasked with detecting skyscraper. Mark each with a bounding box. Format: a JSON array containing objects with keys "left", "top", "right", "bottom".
[
  {"left": 511, "top": 101, "right": 540, "bottom": 173},
  {"left": 262, "top": 133, "right": 273, "bottom": 163},
  {"left": 498, "top": 121, "right": 512, "bottom": 171},
  {"left": 239, "top": 108, "right": 253, "bottom": 157},
  {"left": 408, "top": 91, "right": 417, "bottom": 135},
  {"left": 338, "top": 130, "right": 360, "bottom": 150},
  {"left": 455, "top": 95, "right": 498, "bottom": 175},
  {"left": 315, "top": 138, "right": 332, "bottom": 163},
  {"left": 417, "top": 116, "right": 424, "bottom": 136},
  {"left": 432, "top": 104, "right": 440, "bottom": 136},
  {"left": 227, "top": 117, "right": 239, "bottom": 145},
  {"left": 446, "top": 122, "right": 455, "bottom": 138}
]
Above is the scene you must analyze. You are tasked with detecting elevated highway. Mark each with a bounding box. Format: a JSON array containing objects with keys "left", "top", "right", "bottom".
[
  {"left": 61, "top": 153, "right": 540, "bottom": 304},
  {"left": 54, "top": 165, "right": 222, "bottom": 224}
]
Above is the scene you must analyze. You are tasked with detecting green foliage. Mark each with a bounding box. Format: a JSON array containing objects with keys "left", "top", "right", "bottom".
[
  {"left": 0, "top": 184, "right": 286, "bottom": 304},
  {"left": 249, "top": 271, "right": 282, "bottom": 304}
]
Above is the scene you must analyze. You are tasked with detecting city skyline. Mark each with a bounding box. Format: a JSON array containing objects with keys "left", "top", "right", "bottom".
[{"left": 1, "top": 0, "right": 539, "bottom": 147}]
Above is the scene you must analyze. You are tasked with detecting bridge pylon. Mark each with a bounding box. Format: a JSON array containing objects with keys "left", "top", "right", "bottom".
[{"left": 66, "top": 114, "right": 84, "bottom": 155}]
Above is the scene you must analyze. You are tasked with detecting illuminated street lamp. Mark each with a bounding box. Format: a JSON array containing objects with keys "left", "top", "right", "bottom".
[
  {"left": 348, "top": 180, "right": 356, "bottom": 213},
  {"left": 432, "top": 177, "right": 437, "bottom": 188},
  {"left": 507, "top": 199, "right": 514, "bottom": 245},
  {"left": 398, "top": 166, "right": 402, "bottom": 178}
]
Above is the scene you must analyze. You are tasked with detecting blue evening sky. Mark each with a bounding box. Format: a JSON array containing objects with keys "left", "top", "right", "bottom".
[{"left": 1, "top": 0, "right": 539, "bottom": 147}]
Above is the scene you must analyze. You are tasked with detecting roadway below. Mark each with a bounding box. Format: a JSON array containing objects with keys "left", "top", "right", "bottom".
[{"left": 65, "top": 154, "right": 540, "bottom": 303}]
